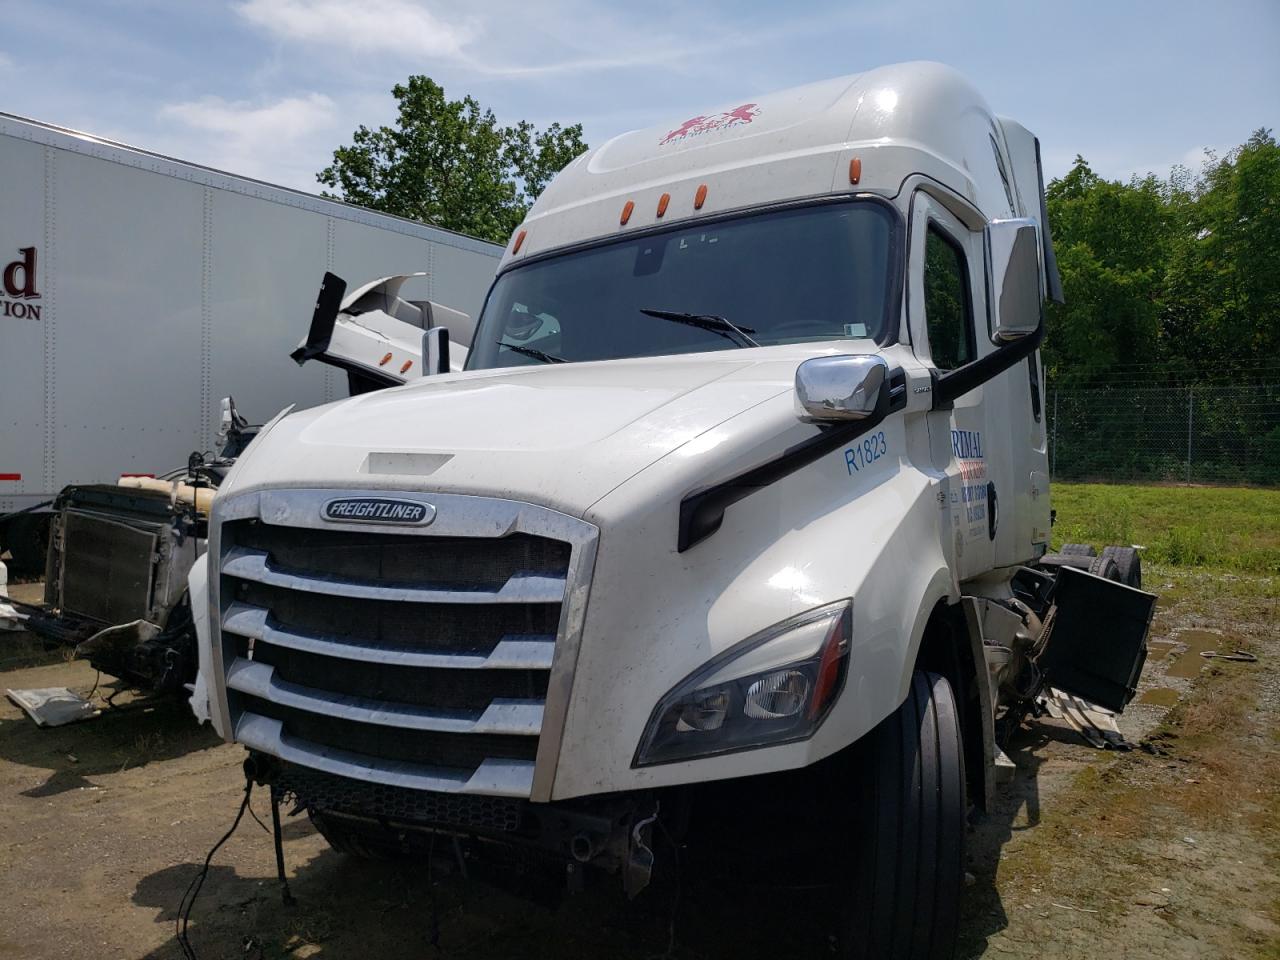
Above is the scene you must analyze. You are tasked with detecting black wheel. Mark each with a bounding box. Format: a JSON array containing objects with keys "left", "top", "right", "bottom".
[
  {"left": 1059, "top": 543, "right": 1097, "bottom": 558},
  {"left": 1100, "top": 546, "right": 1142, "bottom": 589},
  {"left": 310, "top": 811, "right": 400, "bottom": 860},
  {"left": 1086, "top": 555, "right": 1121, "bottom": 582},
  {"left": 842, "top": 671, "right": 966, "bottom": 960},
  {"left": 4, "top": 513, "right": 50, "bottom": 577}
]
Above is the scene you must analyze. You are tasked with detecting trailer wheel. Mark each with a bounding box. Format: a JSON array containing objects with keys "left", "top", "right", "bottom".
[
  {"left": 842, "top": 671, "right": 965, "bottom": 960},
  {"left": 1100, "top": 546, "right": 1142, "bottom": 589},
  {"left": 310, "top": 812, "right": 400, "bottom": 860},
  {"left": 1059, "top": 543, "right": 1096, "bottom": 558}
]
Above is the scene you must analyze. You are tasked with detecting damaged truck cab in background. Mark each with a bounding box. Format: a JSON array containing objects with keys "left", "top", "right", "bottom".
[
  {"left": 20, "top": 277, "right": 471, "bottom": 694},
  {"left": 189, "top": 62, "right": 1157, "bottom": 959}
]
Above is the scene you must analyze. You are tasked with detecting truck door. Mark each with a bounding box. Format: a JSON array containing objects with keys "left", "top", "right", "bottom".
[{"left": 907, "top": 192, "right": 995, "bottom": 580}]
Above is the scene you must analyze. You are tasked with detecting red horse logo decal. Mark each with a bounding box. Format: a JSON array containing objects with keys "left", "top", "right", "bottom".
[{"left": 660, "top": 103, "right": 760, "bottom": 145}]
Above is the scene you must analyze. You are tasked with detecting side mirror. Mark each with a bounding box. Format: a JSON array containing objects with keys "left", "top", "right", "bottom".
[
  {"left": 795, "top": 355, "right": 888, "bottom": 422},
  {"left": 985, "top": 218, "right": 1043, "bottom": 342},
  {"left": 423, "top": 326, "right": 451, "bottom": 376}
]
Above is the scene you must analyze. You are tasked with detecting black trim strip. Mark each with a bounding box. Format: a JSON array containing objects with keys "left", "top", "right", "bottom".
[
  {"left": 677, "top": 369, "right": 907, "bottom": 552},
  {"left": 931, "top": 322, "right": 1044, "bottom": 409}
]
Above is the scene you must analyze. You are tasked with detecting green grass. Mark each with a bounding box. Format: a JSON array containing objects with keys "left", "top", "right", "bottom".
[{"left": 1050, "top": 482, "right": 1280, "bottom": 575}]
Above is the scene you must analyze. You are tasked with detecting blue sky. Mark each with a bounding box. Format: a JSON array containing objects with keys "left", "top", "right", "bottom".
[{"left": 2, "top": 0, "right": 1276, "bottom": 193}]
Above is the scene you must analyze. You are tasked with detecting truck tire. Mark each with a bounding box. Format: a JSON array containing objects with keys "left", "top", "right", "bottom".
[
  {"left": 1086, "top": 555, "right": 1120, "bottom": 582},
  {"left": 1059, "top": 543, "right": 1096, "bottom": 558},
  {"left": 843, "top": 671, "right": 965, "bottom": 960},
  {"left": 1100, "top": 546, "right": 1142, "bottom": 589},
  {"left": 310, "top": 812, "right": 399, "bottom": 860}
]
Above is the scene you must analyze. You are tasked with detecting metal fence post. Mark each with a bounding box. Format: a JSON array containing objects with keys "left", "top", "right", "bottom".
[
  {"left": 1051, "top": 389, "right": 1058, "bottom": 479},
  {"left": 1186, "top": 385, "right": 1194, "bottom": 485}
]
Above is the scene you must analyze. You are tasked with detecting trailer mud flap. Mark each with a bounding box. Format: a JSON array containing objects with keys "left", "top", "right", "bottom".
[{"left": 1033, "top": 566, "right": 1157, "bottom": 712}]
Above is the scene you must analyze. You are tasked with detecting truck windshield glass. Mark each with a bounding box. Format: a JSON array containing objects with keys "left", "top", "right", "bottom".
[{"left": 467, "top": 200, "right": 898, "bottom": 369}]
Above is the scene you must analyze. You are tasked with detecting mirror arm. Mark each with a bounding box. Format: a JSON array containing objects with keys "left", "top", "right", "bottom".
[
  {"left": 931, "top": 321, "right": 1043, "bottom": 409},
  {"left": 424, "top": 326, "right": 451, "bottom": 375},
  {"left": 678, "top": 368, "right": 907, "bottom": 552}
]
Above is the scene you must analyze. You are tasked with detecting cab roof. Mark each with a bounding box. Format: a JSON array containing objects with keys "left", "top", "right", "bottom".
[{"left": 503, "top": 61, "right": 1035, "bottom": 269}]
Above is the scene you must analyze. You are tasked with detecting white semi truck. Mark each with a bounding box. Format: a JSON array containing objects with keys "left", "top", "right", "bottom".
[
  {"left": 191, "top": 62, "right": 1155, "bottom": 958},
  {"left": 0, "top": 112, "right": 501, "bottom": 572}
]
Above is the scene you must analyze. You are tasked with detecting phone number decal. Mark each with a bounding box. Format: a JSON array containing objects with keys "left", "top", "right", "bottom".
[{"left": 844, "top": 431, "right": 888, "bottom": 474}]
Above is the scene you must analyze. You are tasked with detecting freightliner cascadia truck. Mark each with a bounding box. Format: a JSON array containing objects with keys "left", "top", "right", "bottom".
[{"left": 190, "top": 62, "right": 1155, "bottom": 958}]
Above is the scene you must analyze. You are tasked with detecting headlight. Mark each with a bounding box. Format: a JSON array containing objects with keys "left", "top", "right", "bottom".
[{"left": 633, "top": 600, "right": 851, "bottom": 767}]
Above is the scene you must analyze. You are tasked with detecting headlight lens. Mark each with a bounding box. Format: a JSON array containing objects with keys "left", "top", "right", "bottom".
[{"left": 633, "top": 600, "right": 851, "bottom": 767}]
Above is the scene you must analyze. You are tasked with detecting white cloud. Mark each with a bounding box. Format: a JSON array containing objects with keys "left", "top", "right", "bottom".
[
  {"left": 157, "top": 93, "right": 339, "bottom": 190},
  {"left": 0, "top": 51, "right": 13, "bottom": 70},
  {"left": 234, "top": 0, "right": 475, "bottom": 59}
]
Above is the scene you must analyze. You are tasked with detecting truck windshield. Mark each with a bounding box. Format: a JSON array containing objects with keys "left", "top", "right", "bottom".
[{"left": 467, "top": 200, "right": 899, "bottom": 369}]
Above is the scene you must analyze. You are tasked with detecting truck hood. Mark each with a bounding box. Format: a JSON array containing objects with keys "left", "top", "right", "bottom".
[{"left": 226, "top": 346, "right": 869, "bottom": 516}]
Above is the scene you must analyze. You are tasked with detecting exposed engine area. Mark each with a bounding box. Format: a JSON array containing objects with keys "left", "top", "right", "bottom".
[{"left": 20, "top": 399, "right": 256, "bottom": 692}]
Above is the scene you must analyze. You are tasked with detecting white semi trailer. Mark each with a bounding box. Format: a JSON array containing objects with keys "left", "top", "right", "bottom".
[
  {"left": 0, "top": 112, "right": 501, "bottom": 570},
  {"left": 191, "top": 62, "right": 1156, "bottom": 958}
]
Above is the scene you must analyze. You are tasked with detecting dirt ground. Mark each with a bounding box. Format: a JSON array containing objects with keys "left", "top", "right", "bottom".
[{"left": 1, "top": 570, "right": 1276, "bottom": 960}]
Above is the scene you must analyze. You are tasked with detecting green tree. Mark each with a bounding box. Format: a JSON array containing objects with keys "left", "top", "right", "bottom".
[
  {"left": 1164, "top": 129, "right": 1280, "bottom": 369},
  {"left": 318, "top": 77, "right": 587, "bottom": 244},
  {"left": 1043, "top": 157, "right": 1172, "bottom": 385}
]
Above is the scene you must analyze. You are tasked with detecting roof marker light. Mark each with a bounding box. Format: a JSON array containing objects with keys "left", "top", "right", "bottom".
[
  {"left": 400, "top": 360, "right": 413, "bottom": 374},
  {"left": 379, "top": 352, "right": 393, "bottom": 367},
  {"left": 620, "top": 200, "right": 635, "bottom": 225},
  {"left": 657, "top": 193, "right": 670, "bottom": 217},
  {"left": 513, "top": 229, "right": 527, "bottom": 253},
  {"left": 694, "top": 184, "right": 708, "bottom": 209},
  {"left": 849, "top": 157, "right": 862, "bottom": 185}
]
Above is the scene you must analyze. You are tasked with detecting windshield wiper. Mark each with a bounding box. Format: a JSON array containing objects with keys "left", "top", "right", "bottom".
[
  {"left": 639, "top": 308, "right": 760, "bottom": 349},
  {"left": 497, "top": 340, "right": 567, "bottom": 364}
]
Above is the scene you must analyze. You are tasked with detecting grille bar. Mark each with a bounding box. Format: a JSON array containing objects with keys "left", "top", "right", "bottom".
[
  {"left": 223, "top": 546, "right": 568, "bottom": 604},
  {"left": 223, "top": 602, "right": 556, "bottom": 670},
  {"left": 226, "top": 659, "right": 544, "bottom": 734},
  {"left": 236, "top": 714, "right": 536, "bottom": 796}
]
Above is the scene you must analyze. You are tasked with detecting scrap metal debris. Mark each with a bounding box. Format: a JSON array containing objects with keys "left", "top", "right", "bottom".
[
  {"left": 5, "top": 687, "right": 101, "bottom": 727},
  {"left": 1039, "top": 686, "right": 1129, "bottom": 749},
  {"left": 0, "top": 560, "right": 27, "bottom": 631}
]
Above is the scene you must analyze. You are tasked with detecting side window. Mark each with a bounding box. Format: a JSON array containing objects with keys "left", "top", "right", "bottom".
[{"left": 923, "top": 225, "right": 974, "bottom": 371}]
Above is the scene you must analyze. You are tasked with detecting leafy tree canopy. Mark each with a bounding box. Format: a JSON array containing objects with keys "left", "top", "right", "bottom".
[
  {"left": 1044, "top": 130, "right": 1279, "bottom": 386},
  {"left": 318, "top": 77, "right": 586, "bottom": 245}
]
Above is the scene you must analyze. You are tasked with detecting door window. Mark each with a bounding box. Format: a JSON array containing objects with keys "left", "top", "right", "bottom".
[{"left": 923, "top": 225, "right": 974, "bottom": 371}]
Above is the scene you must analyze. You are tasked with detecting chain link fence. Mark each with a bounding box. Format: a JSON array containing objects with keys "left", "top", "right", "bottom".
[{"left": 1047, "top": 378, "right": 1280, "bottom": 485}]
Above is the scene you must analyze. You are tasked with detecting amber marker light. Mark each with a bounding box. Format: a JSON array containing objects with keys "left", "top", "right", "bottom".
[
  {"left": 400, "top": 360, "right": 413, "bottom": 374},
  {"left": 379, "top": 352, "right": 393, "bottom": 367},
  {"left": 694, "top": 184, "right": 708, "bottom": 209},
  {"left": 512, "top": 229, "right": 527, "bottom": 253},
  {"left": 657, "top": 193, "right": 671, "bottom": 217},
  {"left": 849, "top": 157, "right": 862, "bottom": 185},
  {"left": 620, "top": 200, "right": 635, "bottom": 225}
]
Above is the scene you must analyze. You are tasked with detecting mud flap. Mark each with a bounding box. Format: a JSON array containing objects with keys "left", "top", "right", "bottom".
[{"left": 1033, "top": 566, "right": 1157, "bottom": 712}]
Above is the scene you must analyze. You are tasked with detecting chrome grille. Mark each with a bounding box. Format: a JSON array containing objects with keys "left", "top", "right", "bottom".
[{"left": 210, "top": 489, "right": 597, "bottom": 801}]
